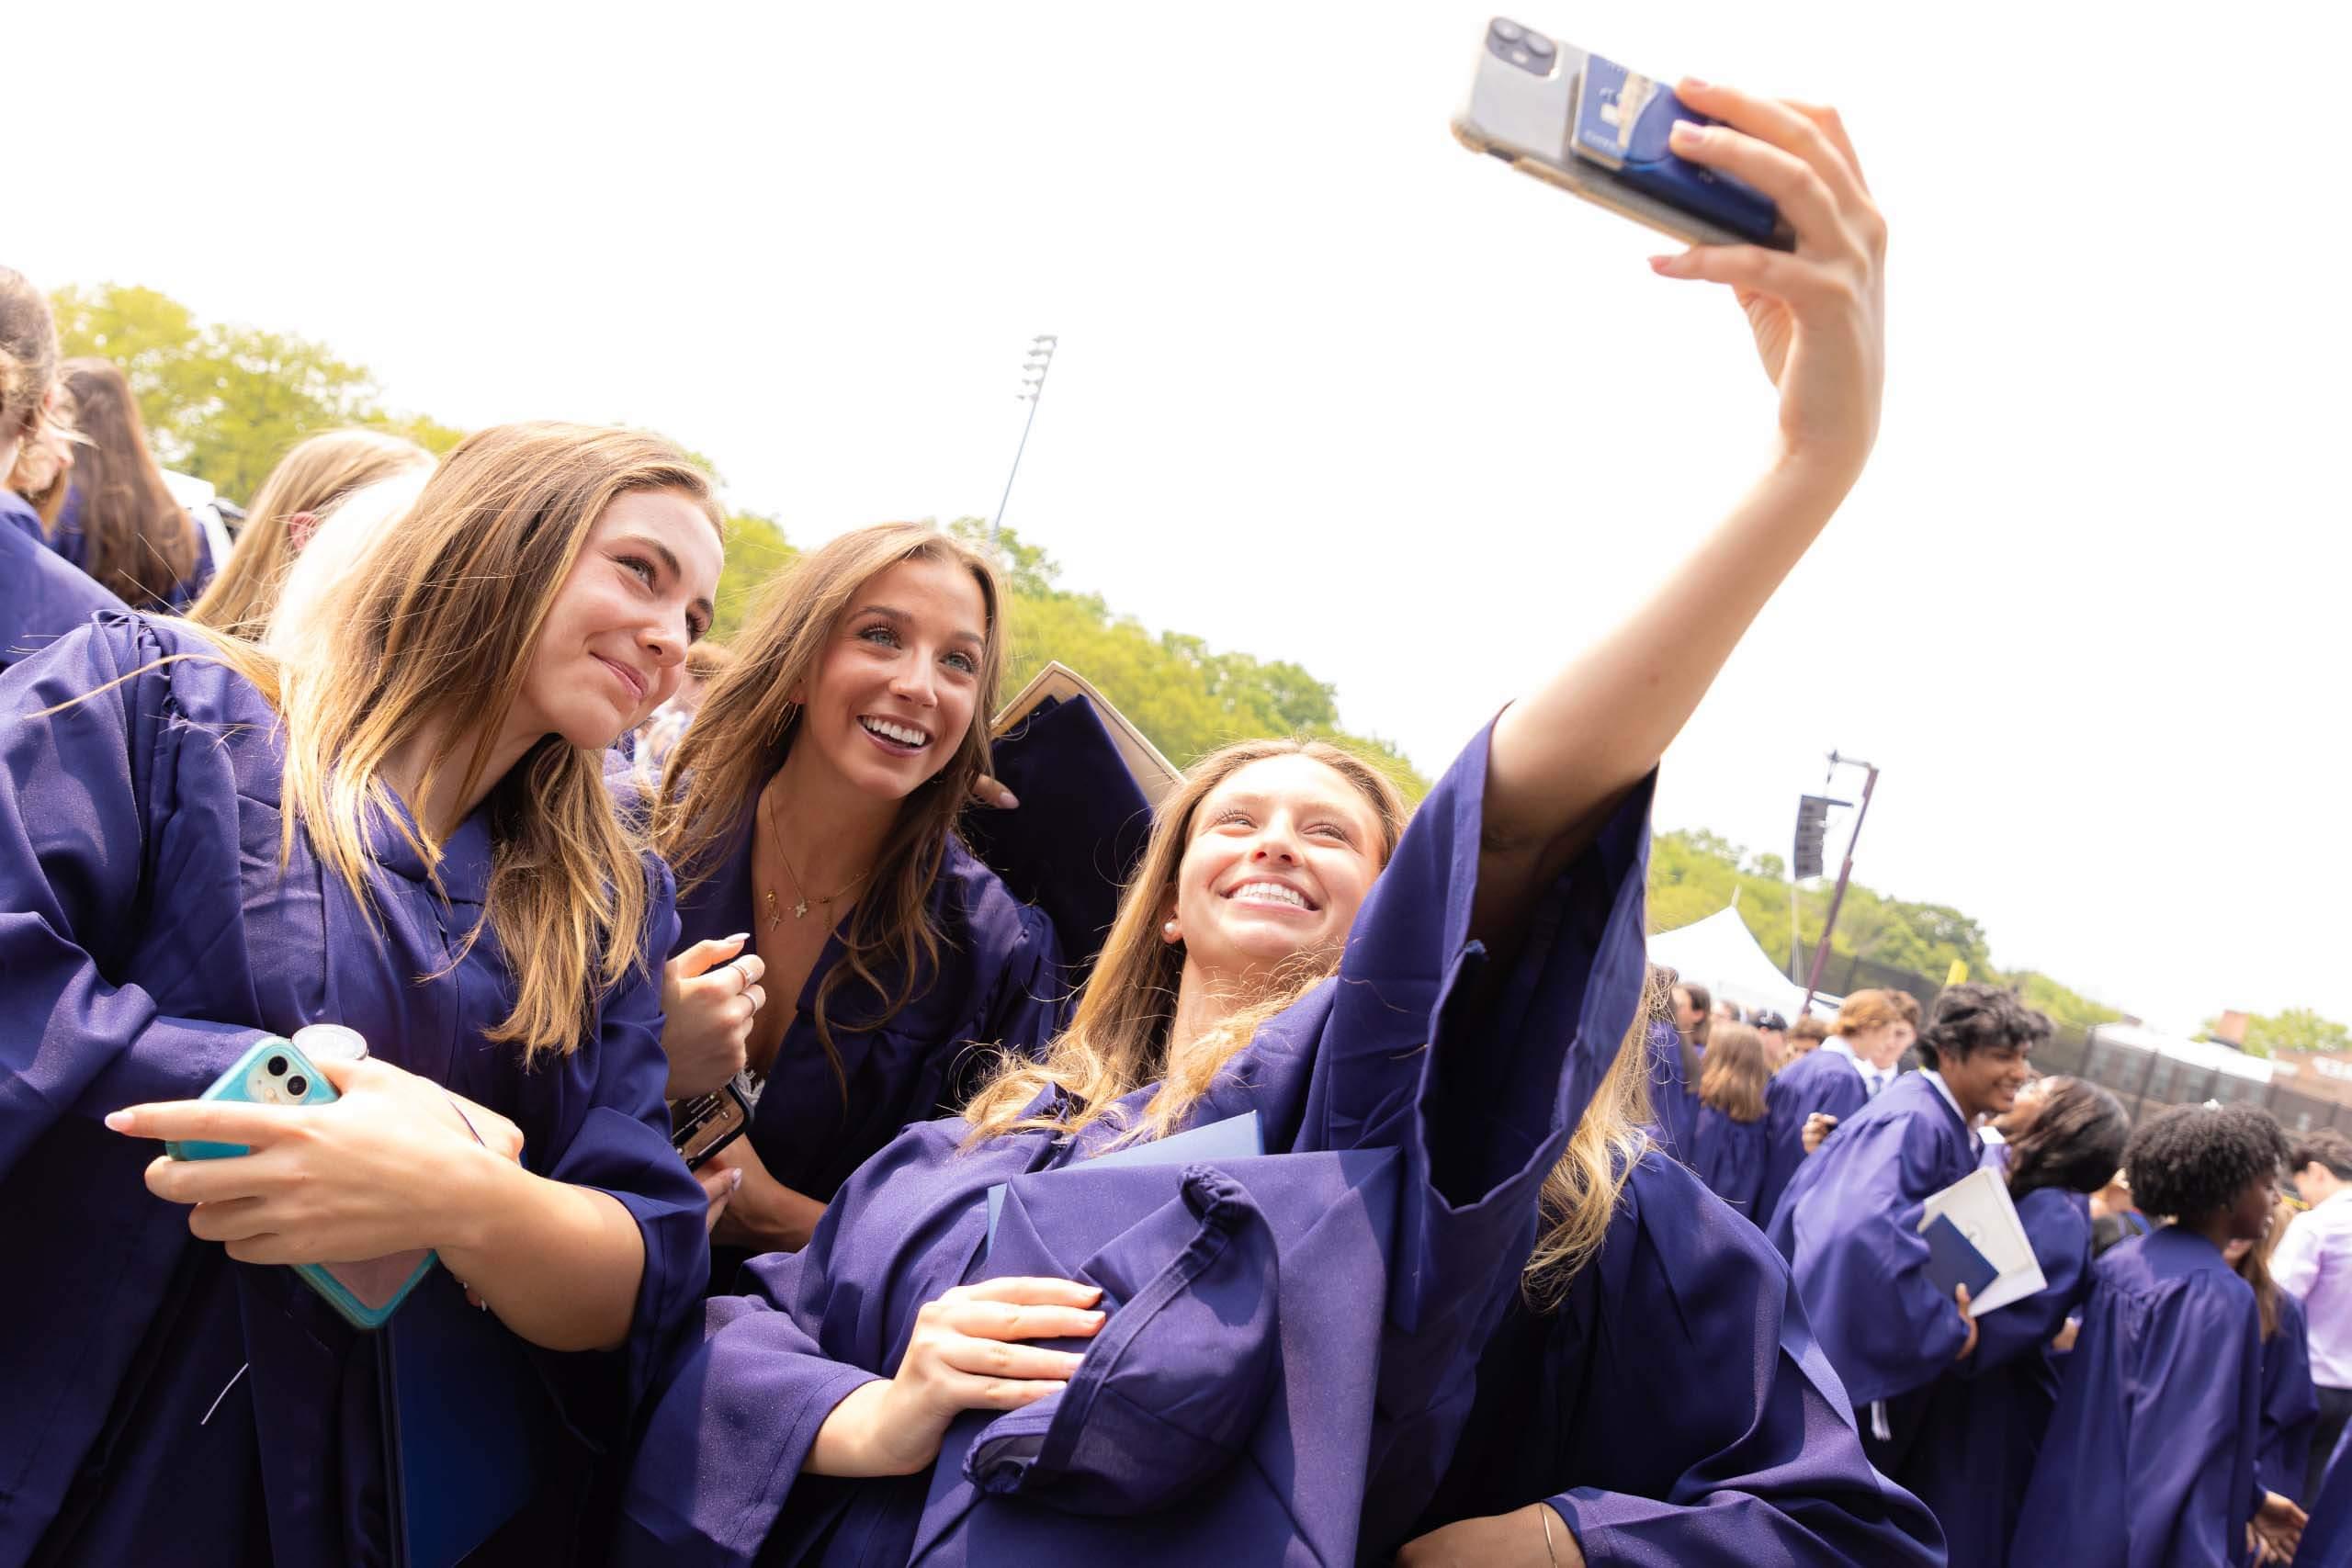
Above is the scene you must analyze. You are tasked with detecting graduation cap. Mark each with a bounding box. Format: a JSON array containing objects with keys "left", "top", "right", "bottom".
[{"left": 964, "top": 663, "right": 1182, "bottom": 974}]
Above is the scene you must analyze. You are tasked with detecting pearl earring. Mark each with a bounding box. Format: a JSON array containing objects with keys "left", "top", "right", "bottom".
[{"left": 1162, "top": 919, "right": 1182, "bottom": 942}]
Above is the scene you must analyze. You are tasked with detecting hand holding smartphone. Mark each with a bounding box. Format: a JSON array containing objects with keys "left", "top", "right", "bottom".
[{"left": 1453, "top": 18, "right": 1794, "bottom": 251}]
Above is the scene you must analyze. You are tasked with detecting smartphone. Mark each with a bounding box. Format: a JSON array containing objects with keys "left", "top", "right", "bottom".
[
  {"left": 670, "top": 1080, "right": 751, "bottom": 1170},
  {"left": 167, "top": 1036, "right": 438, "bottom": 1330},
  {"left": 1452, "top": 18, "right": 1793, "bottom": 251}
]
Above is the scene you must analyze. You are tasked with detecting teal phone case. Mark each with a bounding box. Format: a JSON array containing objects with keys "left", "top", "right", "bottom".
[{"left": 166, "top": 1036, "right": 438, "bottom": 1330}]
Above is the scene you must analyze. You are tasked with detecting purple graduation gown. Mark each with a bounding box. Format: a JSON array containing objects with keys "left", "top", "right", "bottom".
[
  {"left": 614, "top": 727, "right": 1657, "bottom": 1566},
  {"left": 1896, "top": 1183, "right": 2096, "bottom": 1568},
  {"left": 0, "top": 490, "right": 121, "bottom": 673},
  {"left": 673, "top": 818, "right": 1067, "bottom": 1278},
  {"left": 0, "top": 615, "right": 708, "bottom": 1568},
  {"left": 2301, "top": 1423, "right": 2352, "bottom": 1567},
  {"left": 1766, "top": 1070, "right": 1979, "bottom": 1407},
  {"left": 1753, "top": 1044, "right": 1870, "bottom": 1230},
  {"left": 49, "top": 481, "right": 218, "bottom": 612},
  {"left": 1419, "top": 1149, "right": 1945, "bottom": 1564},
  {"left": 2257, "top": 1288, "right": 2320, "bottom": 1506},
  {"left": 2010, "top": 1227, "right": 2264, "bottom": 1567},
  {"left": 1690, "top": 1103, "right": 1770, "bottom": 1219},
  {"left": 1643, "top": 1022, "right": 1702, "bottom": 1166}
]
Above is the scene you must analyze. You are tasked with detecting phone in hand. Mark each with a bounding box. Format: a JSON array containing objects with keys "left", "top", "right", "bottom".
[
  {"left": 1452, "top": 17, "right": 1793, "bottom": 251},
  {"left": 670, "top": 1080, "right": 751, "bottom": 1170},
  {"left": 167, "top": 1036, "right": 437, "bottom": 1330}
]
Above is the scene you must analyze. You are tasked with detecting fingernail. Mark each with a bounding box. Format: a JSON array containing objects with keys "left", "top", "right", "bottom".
[
  {"left": 1668, "top": 120, "right": 1704, "bottom": 149},
  {"left": 725, "top": 932, "right": 750, "bottom": 944},
  {"left": 105, "top": 1111, "right": 133, "bottom": 1133},
  {"left": 730, "top": 1168, "right": 745, "bottom": 1190},
  {"left": 1679, "top": 75, "right": 1709, "bottom": 93},
  {"left": 1080, "top": 1309, "right": 1105, "bottom": 1324},
  {"left": 997, "top": 788, "right": 1020, "bottom": 808},
  {"left": 1647, "top": 255, "right": 1677, "bottom": 274}
]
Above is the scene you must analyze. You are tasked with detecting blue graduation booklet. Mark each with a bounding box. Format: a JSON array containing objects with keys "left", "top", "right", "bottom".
[
  {"left": 1920, "top": 1213, "right": 2000, "bottom": 1303},
  {"left": 986, "top": 1111, "right": 1265, "bottom": 1250}
]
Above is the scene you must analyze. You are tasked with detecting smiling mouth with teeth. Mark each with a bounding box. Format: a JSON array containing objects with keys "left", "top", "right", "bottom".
[
  {"left": 1227, "top": 880, "right": 1315, "bottom": 911},
  {"left": 859, "top": 716, "right": 933, "bottom": 750}
]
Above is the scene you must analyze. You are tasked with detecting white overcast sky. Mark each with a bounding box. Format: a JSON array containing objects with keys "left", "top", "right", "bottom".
[{"left": 14, "top": 2, "right": 2346, "bottom": 1034}]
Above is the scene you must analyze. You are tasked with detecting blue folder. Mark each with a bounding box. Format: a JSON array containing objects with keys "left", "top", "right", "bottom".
[
  {"left": 986, "top": 1111, "right": 1265, "bottom": 1250},
  {"left": 1920, "top": 1213, "right": 2000, "bottom": 1303}
]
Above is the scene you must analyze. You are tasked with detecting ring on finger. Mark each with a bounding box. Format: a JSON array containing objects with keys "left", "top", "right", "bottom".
[{"left": 729, "top": 957, "right": 752, "bottom": 994}]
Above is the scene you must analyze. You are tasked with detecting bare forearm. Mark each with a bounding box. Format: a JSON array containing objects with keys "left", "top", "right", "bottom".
[
  {"left": 437, "top": 1150, "right": 647, "bottom": 1352},
  {"left": 806, "top": 1379, "right": 915, "bottom": 1477}
]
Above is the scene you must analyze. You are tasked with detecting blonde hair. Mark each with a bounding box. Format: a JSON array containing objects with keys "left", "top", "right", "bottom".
[
  {"left": 190, "top": 428, "right": 433, "bottom": 638},
  {"left": 189, "top": 422, "right": 722, "bottom": 1059},
  {"left": 1521, "top": 969, "right": 1670, "bottom": 1310},
  {"left": 0, "top": 268, "right": 70, "bottom": 488},
  {"left": 654, "top": 523, "right": 1007, "bottom": 1095},
  {"left": 1698, "top": 1020, "right": 1770, "bottom": 1123},
  {"left": 961, "top": 737, "right": 1410, "bottom": 1148},
  {"left": 1834, "top": 988, "right": 1908, "bottom": 1038}
]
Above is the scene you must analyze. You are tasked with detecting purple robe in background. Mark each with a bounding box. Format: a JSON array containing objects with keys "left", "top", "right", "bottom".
[
  {"left": 48, "top": 481, "right": 218, "bottom": 612},
  {"left": 1643, "top": 1022, "right": 1702, "bottom": 1166},
  {"left": 1419, "top": 1150, "right": 1945, "bottom": 1565},
  {"left": 1767, "top": 1070, "right": 1979, "bottom": 1408},
  {"left": 2301, "top": 1424, "right": 2352, "bottom": 1567},
  {"left": 1690, "top": 1103, "right": 1770, "bottom": 1220},
  {"left": 2257, "top": 1289, "right": 2320, "bottom": 1506},
  {"left": 0, "top": 616, "right": 707, "bottom": 1568},
  {"left": 613, "top": 728, "right": 1657, "bottom": 1566},
  {"left": 2011, "top": 1226, "right": 2264, "bottom": 1567},
  {"left": 0, "top": 490, "right": 121, "bottom": 673},
  {"left": 1753, "top": 1044, "right": 1871, "bottom": 1229},
  {"left": 672, "top": 820, "right": 1068, "bottom": 1289},
  {"left": 1895, "top": 1184, "right": 2096, "bottom": 1567}
]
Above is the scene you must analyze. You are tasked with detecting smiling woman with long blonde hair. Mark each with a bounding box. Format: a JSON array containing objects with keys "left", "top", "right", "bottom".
[
  {"left": 617, "top": 77, "right": 1896, "bottom": 1566},
  {"left": 0, "top": 420, "right": 725, "bottom": 1565}
]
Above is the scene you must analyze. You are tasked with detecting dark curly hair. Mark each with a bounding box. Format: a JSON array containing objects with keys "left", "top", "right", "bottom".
[
  {"left": 2124, "top": 1104, "right": 2289, "bottom": 1223},
  {"left": 2007, "top": 1077, "right": 2130, "bottom": 1201},
  {"left": 1914, "top": 983, "right": 2052, "bottom": 1071},
  {"left": 2292, "top": 1130, "right": 2352, "bottom": 1183}
]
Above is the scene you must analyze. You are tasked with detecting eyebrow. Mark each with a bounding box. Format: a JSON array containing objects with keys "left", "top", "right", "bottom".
[
  {"left": 616, "top": 533, "right": 714, "bottom": 624},
  {"left": 853, "top": 604, "right": 987, "bottom": 649}
]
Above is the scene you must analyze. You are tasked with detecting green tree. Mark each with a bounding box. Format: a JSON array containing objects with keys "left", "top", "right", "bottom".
[{"left": 2205, "top": 1009, "right": 2352, "bottom": 1061}]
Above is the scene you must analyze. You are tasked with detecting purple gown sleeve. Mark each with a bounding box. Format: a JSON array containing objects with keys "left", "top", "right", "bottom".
[
  {"left": 1545, "top": 1157, "right": 1943, "bottom": 1565},
  {"left": 1, "top": 494, "right": 124, "bottom": 674},
  {"left": 0, "top": 619, "right": 266, "bottom": 1178},
  {"left": 1774, "top": 1107, "right": 1969, "bottom": 1404},
  {"left": 2259, "top": 1292, "right": 2321, "bottom": 1504},
  {"left": 1963, "top": 1188, "right": 2094, "bottom": 1375},
  {"left": 1754, "top": 1054, "right": 1869, "bottom": 1229}
]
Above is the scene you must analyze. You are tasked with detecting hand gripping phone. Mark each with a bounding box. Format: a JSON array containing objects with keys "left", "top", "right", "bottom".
[
  {"left": 670, "top": 1079, "right": 751, "bottom": 1170},
  {"left": 1452, "top": 17, "right": 1794, "bottom": 251},
  {"left": 166, "top": 1034, "right": 437, "bottom": 1330}
]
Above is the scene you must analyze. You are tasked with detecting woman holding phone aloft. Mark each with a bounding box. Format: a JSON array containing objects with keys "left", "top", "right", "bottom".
[
  {"left": 616, "top": 80, "right": 1890, "bottom": 1566},
  {"left": 647, "top": 522, "right": 1069, "bottom": 1267},
  {"left": 0, "top": 423, "right": 722, "bottom": 1565}
]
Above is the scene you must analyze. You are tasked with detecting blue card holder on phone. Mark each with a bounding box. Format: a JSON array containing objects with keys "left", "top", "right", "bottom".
[
  {"left": 165, "top": 1035, "right": 437, "bottom": 1330},
  {"left": 1567, "top": 53, "right": 1784, "bottom": 246}
]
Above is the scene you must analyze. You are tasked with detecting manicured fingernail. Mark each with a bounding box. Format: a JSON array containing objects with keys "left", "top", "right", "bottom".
[
  {"left": 105, "top": 1111, "right": 133, "bottom": 1132},
  {"left": 1648, "top": 254, "right": 1677, "bottom": 274},
  {"left": 730, "top": 1168, "right": 745, "bottom": 1190},
  {"left": 997, "top": 788, "right": 1020, "bottom": 808},
  {"left": 726, "top": 932, "right": 750, "bottom": 944},
  {"left": 1080, "top": 1309, "right": 1105, "bottom": 1323},
  {"left": 1679, "top": 75, "right": 1709, "bottom": 93},
  {"left": 1669, "top": 120, "right": 1704, "bottom": 149}
]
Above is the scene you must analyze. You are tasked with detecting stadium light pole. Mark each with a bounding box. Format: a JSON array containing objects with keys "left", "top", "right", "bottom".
[
  {"left": 991, "top": 334, "right": 1057, "bottom": 546},
  {"left": 1800, "top": 752, "right": 1882, "bottom": 1017}
]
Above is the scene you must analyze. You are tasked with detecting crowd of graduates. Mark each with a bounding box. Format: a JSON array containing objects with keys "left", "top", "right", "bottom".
[{"left": 3, "top": 77, "right": 2342, "bottom": 1567}]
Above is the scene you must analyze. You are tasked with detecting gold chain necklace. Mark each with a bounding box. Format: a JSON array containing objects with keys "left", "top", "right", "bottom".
[{"left": 759, "top": 784, "right": 867, "bottom": 925}]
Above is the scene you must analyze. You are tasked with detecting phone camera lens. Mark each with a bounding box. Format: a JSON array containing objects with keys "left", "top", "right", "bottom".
[
  {"left": 266, "top": 1055, "right": 289, "bottom": 1077},
  {"left": 1522, "top": 32, "right": 1555, "bottom": 56},
  {"left": 286, "top": 1075, "right": 310, "bottom": 1098},
  {"left": 1490, "top": 18, "right": 1524, "bottom": 42}
]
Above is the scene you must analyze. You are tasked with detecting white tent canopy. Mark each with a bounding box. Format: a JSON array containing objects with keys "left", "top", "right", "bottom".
[{"left": 1647, "top": 903, "right": 1838, "bottom": 1022}]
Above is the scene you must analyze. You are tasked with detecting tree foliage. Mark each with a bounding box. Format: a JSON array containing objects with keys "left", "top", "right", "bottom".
[
  {"left": 2203, "top": 1009, "right": 2351, "bottom": 1061},
  {"left": 1648, "top": 828, "right": 2123, "bottom": 1028}
]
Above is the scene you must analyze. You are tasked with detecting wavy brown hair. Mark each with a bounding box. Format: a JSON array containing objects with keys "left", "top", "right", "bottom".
[
  {"left": 0, "top": 268, "right": 61, "bottom": 457},
  {"left": 181, "top": 422, "right": 721, "bottom": 1059},
  {"left": 190, "top": 428, "right": 432, "bottom": 638},
  {"left": 962, "top": 737, "right": 1410, "bottom": 1147},
  {"left": 56, "top": 357, "right": 197, "bottom": 608},
  {"left": 653, "top": 523, "right": 1006, "bottom": 1097},
  {"left": 1698, "top": 1020, "right": 1770, "bottom": 1123},
  {"left": 1522, "top": 968, "right": 1671, "bottom": 1310},
  {"left": 2235, "top": 1197, "right": 2299, "bottom": 1342}
]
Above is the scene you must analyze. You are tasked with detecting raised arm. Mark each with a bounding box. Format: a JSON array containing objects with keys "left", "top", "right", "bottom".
[{"left": 1475, "top": 85, "right": 1885, "bottom": 946}]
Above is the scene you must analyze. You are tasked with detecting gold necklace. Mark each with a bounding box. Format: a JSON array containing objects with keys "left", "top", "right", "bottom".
[{"left": 759, "top": 785, "right": 868, "bottom": 925}]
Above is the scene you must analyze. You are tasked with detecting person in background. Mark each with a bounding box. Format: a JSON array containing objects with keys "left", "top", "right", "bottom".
[
  {"left": 51, "top": 358, "right": 210, "bottom": 610},
  {"left": 1880, "top": 989, "right": 1923, "bottom": 1087},
  {"left": 1691, "top": 1019, "right": 1775, "bottom": 1219},
  {"left": 2089, "top": 1168, "right": 2150, "bottom": 1257},
  {"left": 2234, "top": 1195, "right": 2322, "bottom": 1554},
  {"left": 1753, "top": 987, "right": 1916, "bottom": 1226},
  {"left": 1712, "top": 996, "right": 1744, "bottom": 1028},
  {"left": 187, "top": 427, "right": 434, "bottom": 638},
  {"left": 1672, "top": 980, "right": 1714, "bottom": 1052},
  {"left": 2277, "top": 1129, "right": 2352, "bottom": 1498},
  {"left": 635, "top": 637, "right": 734, "bottom": 761},
  {"left": 1768, "top": 986, "right": 2042, "bottom": 1476},
  {"left": 0, "top": 268, "right": 121, "bottom": 674},
  {"left": 1902, "top": 1076, "right": 2128, "bottom": 1567},
  {"left": 1643, "top": 966, "right": 1704, "bottom": 1165},
  {"left": 1785, "top": 1012, "right": 1831, "bottom": 1061},
  {"left": 1753, "top": 1009, "right": 1790, "bottom": 1066},
  {"left": 1399, "top": 995, "right": 1943, "bottom": 1566},
  {"left": 2014, "top": 1104, "right": 2306, "bottom": 1565}
]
